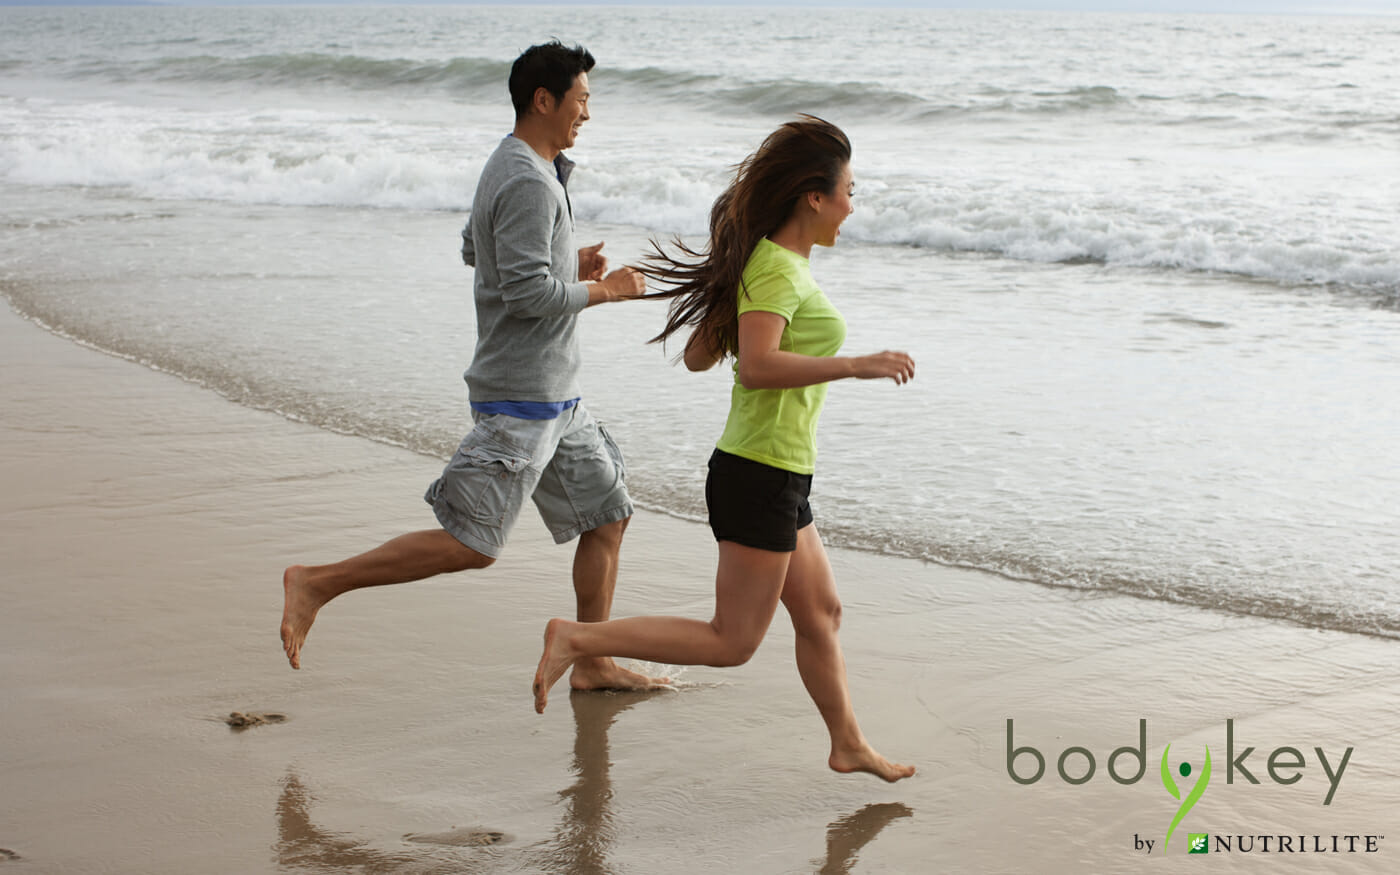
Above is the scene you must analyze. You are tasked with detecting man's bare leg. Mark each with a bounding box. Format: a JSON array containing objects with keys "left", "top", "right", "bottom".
[
  {"left": 565, "top": 517, "right": 669, "bottom": 691},
  {"left": 781, "top": 525, "right": 915, "bottom": 783},
  {"left": 280, "top": 529, "right": 493, "bottom": 669}
]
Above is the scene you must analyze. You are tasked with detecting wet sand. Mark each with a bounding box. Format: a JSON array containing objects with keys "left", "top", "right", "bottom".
[{"left": 2, "top": 300, "right": 1398, "bottom": 873}]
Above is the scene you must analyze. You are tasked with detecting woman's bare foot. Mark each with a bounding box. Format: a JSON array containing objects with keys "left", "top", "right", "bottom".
[
  {"left": 569, "top": 657, "right": 670, "bottom": 692},
  {"left": 829, "top": 743, "right": 916, "bottom": 783},
  {"left": 280, "top": 565, "right": 330, "bottom": 670},
  {"left": 533, "top": 618, "right": 580, "bottom": 714}
]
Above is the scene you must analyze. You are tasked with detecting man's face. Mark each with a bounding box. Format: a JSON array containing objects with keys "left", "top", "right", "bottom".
[{"left": 540, "top": 72, "right": 590, "bottom": 152}]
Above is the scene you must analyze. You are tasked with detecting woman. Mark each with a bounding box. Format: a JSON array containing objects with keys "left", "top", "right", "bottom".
[{"left": 532, "top": 116, "right": 915, "bottom": 782}]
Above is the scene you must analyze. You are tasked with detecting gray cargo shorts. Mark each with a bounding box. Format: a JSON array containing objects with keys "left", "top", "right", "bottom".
[{"left": 424, "top": 403, "right": 632, "bottom": 559}]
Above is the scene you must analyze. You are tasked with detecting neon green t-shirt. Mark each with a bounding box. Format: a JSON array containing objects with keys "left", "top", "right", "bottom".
[{"left": 715, "top": 237, "right": 847, "bottom": 475}]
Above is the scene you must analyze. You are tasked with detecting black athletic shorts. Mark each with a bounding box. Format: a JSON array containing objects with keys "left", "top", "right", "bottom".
[{"left": 705, "top": 448, "right": 813, "bottom": 553}]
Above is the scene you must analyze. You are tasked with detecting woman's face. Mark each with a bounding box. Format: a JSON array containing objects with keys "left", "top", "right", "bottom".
[{"left": 812, "top": 163, "right": 855, "bottom": 248}]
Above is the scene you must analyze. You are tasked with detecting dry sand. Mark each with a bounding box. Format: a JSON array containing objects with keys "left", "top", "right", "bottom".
[{"left": 2, "top": 301, "right": 1398, "bottom": 873}]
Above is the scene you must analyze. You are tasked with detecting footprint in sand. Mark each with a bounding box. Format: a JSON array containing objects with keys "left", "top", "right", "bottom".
[
  {"left": 224, "top": 711, "right": 287, "bottom": 730},
  {"left": 0, "top": 848, "right": 21, "bottom": 862},
  {"left": 403, "top": 827, "right": 512, "bottom": 847}
]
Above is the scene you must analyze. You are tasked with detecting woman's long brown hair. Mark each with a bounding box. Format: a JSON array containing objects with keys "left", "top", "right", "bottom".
[{"left": 639, "top": 115, "right": 851, "bottom": 358}]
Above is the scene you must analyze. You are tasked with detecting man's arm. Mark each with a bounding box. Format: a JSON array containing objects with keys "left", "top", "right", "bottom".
[
  {"left": 460, "top": 214, "right": 476, "bottom": 267},
  {"left": 493, "top": 178, "right": 590, "bottom": 318}
]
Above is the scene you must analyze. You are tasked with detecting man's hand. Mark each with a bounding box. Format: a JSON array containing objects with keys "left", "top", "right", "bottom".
[
  {"left": 587, "top": 266, "right": 646, "bottom": 306},
  {"left": 579, "top": 242, "right": 608, "bottom": 282}
]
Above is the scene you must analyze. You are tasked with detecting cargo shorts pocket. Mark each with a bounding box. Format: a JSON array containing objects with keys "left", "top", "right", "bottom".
[
  {"left": 453, "top": 441, "right": 532, "bottom": 526},
  {"left": 597, "top": 422, "right": 626, "bottom": 482}
]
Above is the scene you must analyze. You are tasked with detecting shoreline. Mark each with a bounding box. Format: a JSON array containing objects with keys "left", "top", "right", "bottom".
[
  {"left": 14, "top": 283, "right": 1395, "bottom": 649},
  {"left": 3, "top": 301, "right": 1398, "bottom": 873}
]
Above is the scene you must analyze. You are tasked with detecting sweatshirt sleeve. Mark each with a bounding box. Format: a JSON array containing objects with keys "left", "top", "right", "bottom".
[
  {"left": 460, "top": 214, "right": 475, "bottom": 267},
  {"left": 491, "top": 176, "right": 589, "bottom": 319}
]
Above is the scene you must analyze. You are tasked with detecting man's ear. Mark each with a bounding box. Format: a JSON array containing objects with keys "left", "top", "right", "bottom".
[{"left": 532, "top": 86, "right": 555, "bottom": 115}]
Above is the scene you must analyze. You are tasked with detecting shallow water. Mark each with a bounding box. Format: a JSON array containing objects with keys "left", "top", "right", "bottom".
[{"left": 2, "top": 5, "right": 1398, "bottom": 635}]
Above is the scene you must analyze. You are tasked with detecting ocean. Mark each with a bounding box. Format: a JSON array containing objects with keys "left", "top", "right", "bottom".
[{"left": 2, "top": 4, "right": 1397, "bottom": 637}]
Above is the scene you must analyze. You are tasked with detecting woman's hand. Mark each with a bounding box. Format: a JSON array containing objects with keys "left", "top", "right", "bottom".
[{"left": 852, "top": 351, "right": 915, "bottom": 385}]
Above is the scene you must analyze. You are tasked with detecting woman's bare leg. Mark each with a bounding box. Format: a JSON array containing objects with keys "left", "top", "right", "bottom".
[
  {"left": 566, "top": 517, "right": 668, "bottom": 691},
  {"left": 533, "top": 541, "right": 790, "bottom": 713},
  {"left": 780, "top": 524, "right": 915, "bottom": 782}
]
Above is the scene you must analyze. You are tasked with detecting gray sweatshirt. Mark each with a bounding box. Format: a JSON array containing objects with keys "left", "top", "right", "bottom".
[{"left": 460, "top": 135, "right": 590, "bottom": 404}]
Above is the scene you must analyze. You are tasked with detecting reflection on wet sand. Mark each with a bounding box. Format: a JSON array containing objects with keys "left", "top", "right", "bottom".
[
  {"left": 275, "top": 772, "right": 424, "bottom": 872},
  {"left": 272, "top": 689, "right": 654, "bottom": 874},
  {"left": 524, "top": 688, "right": 654, "bottom": 874},
  {"left": 528, "top": 689, "right": 914, "bottom": 874},
  {"left": 273, "top": 691, "right": 911, "bottom": 873},
  {"left": 817, "top": 802, "right": 915, "bottom": 874},
  {"left": 275, "top": 772, "right": 513, "bottom": 874}
]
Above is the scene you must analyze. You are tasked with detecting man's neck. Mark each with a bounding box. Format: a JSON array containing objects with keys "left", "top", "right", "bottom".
[{"left": 512, "top": 120, "right": 559, "bottom": 164}]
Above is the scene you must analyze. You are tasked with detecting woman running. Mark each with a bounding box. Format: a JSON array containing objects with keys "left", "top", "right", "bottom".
[{"left": 532, "top": 116, "right": 915, "bottom": 782}]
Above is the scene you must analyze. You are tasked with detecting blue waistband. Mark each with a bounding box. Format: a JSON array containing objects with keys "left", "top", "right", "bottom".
[{"left": 470, "top": 398, "right": 580, "bottom": 420}]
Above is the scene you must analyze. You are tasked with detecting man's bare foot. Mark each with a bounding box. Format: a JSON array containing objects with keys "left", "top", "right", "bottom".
[
  {"left": 532, "top": 618, "right": 579, "bottom": 714},
  {"left": 280, "top": 565, "right": 329, "bottom": 670},
  {"left": 829, "top": 744, "right": 916, "bottom": 783},
  {"left": 569, "top": 657, "right": 670, "bottom": 692}
]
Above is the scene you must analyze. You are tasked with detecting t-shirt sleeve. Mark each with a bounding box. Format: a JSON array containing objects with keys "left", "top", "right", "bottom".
[{"left": 737, "top": 269, "right": 801, "bottom": 322}]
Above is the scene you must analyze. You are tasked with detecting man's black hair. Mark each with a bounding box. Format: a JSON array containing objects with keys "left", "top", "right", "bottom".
[{"left": 509, "top": 41, "right": 596, "bottom": 120}]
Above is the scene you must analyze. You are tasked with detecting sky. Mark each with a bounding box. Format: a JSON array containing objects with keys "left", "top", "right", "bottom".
[
  {"left": 8, "top": 0, "right": 1400, "bottom": 13},
  {"left": 29, "top": 0, "right": 1400, "bottom": 14}
]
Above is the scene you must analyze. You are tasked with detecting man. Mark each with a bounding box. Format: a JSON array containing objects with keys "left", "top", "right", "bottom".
[{"left": 280, "top": 41, "right": 662, "bottom": 693}]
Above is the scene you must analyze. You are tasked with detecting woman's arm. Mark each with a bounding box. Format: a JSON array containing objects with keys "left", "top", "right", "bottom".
[
  {"left": 735, "top": 311, "right": 915, "bottom": 390},
  {"left": 683, "top": 324, "right": 725, "bottom": 372}
]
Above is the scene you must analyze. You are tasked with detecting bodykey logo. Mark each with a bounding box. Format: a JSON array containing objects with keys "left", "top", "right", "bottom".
[
  {"left": 1161, "top": 741, "right": 1210, "bottom": 850},
  {"left": 1006, "top": 718, "right": 1360, "bottom": 855}
]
